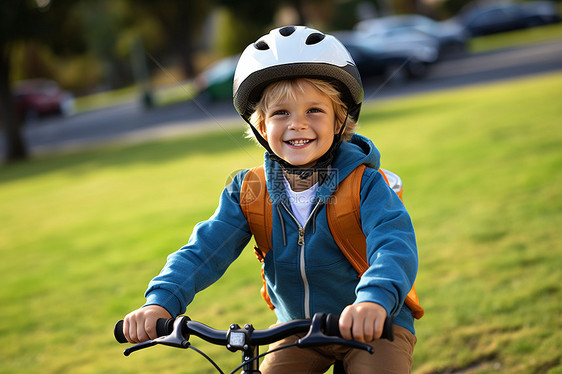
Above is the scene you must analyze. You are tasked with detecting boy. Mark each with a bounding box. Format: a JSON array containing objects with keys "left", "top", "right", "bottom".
[{"left": 123, "top": 26, "right": 419, "bottom": 373}]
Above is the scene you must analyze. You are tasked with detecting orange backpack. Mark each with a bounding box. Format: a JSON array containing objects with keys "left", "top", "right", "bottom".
[{"left": 240, "top": 164, "right": 424, "bottom": 319}]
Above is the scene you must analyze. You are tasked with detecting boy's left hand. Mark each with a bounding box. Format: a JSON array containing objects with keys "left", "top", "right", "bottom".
[{"left": 339, "top": 302, "right": 388, "bottom": 343}]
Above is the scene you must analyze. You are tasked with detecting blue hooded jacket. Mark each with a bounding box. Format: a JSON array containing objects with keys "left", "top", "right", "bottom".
[{"left": 145, "top": 134, "right": 418, "bottom": 334}]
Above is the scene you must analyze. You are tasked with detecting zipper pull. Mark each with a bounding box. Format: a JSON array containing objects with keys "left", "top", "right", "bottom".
[{"left": 298, "top": 228, "right": 305, "bottom": 246}]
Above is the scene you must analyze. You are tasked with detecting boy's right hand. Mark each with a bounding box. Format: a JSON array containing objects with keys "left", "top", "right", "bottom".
[{"left": 123, "top": 305, "right": 172, "bottom": 344}]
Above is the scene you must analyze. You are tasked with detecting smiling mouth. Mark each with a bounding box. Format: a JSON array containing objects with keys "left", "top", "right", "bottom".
[{"left": 286, "top": 139, "right": 313, "bottom": 146}]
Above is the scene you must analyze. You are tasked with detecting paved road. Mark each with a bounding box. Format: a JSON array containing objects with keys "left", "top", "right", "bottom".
[
  {"left": 2, "top": 40, "right": 561, "bottom": 157},
  {"left": 365, "top": 39, "right": 562, "bottom": 99}
]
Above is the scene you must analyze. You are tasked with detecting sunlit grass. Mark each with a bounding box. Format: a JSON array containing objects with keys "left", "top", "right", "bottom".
[
  {"left": 153, "top": 81, "right": 198, "bottom": 107},
  {"left": 361, "top": 72, "right": 562, "bottom": 373},
  {"left": 469, "top": 23, "right": 562, "bottom": 53},
  {"left": 72, "top": 80, "right": 199, "bottom": 114},
  {"left": 1, "top": 72, "right": 561, "bottom": 373},
  {"left": 72, "top": 85, "right": 140, "bottom": 113}
]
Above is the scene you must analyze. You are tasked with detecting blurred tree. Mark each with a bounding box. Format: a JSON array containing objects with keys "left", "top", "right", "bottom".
[
  {"left": 283, "top": 0, "right": 307, "bottom": 25},
  {"left": 440, "top": 0, "right": 473, "bottom": 16},
  {"left": 330, "top": 0, "right": 365, "bottom": 30},
  {"left": 216, "top": 0, "right": 278, "bottom": 53},
  {"left": 394, "top": 0, "right": 419, "bottom": 13},
  {"left": 130, "top": 0, "right": 214, "bottom": 79},
  {"left": 0, "top": 0, "right": 214, "bottom": 162},
  {"left": 212, "top": 7, "right": 268, "bottom": 57},
  {"left": 0, "top": 0, "right": 80, "bottom": 162},
  {"left": 72, "top": 1, "right": 133, "bottom": 89}
]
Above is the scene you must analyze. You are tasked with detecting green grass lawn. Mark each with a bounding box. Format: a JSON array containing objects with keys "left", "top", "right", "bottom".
[
  {"left": 469, "top": 23, "right": 562, "bottom": 53},
  {"left": 1, "top": 71, "right": 561, "bottom": 373}
]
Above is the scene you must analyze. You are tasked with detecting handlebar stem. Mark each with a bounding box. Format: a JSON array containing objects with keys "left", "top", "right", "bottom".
[{"left": 227, "top": 323, "right": 259, "bottom": 373}]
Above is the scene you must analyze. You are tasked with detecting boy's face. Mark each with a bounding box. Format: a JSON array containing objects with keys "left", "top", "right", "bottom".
[{"left": 260, "top": 80, "right": 337, "bottom": 169}]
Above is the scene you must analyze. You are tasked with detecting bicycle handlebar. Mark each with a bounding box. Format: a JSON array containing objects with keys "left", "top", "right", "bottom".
[{"left": 114, "top": 312, "right": 394, "bottom": 354}]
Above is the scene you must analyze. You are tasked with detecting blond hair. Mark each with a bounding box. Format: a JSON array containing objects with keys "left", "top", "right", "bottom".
[{"left": 247, "top": 78, "right": 357, "bottom": 142}]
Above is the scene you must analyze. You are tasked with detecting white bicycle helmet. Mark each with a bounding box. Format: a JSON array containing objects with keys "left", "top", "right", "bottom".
[
  {"left": 233, "top": 25, "right": 363, "bottom": 123},
  {"left": 233, "top": 26, "right": 364, "bottom": 178}
]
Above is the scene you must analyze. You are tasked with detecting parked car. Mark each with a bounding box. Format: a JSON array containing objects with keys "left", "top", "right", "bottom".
[
  {"left": 356, "top": 15, "right": 469, "bottom": 58},
  {"left": 333, "top": 31, "right": 432, "bottom": 85},
  {"left": 353, "top": 19, "right": 440, "bottom": 64},
  {"left": 194, "top": 55, "right": 240, "bottom": 102},
  {"left": 193, "top": 27, "right": 434, "bottom": 101},
  {"left": 13, "top": 79, "right": 73, "bottom": 122},
  {"left": 455, "top": 1, "right": 561, "bottom": 37},
  {"left": 520, "top": 1, "right": 561, "bottom": 25}
]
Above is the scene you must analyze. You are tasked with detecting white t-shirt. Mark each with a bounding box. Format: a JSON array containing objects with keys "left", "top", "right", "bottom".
[{"left": 283, "top": 177, "right": 318, "bottom": 227}]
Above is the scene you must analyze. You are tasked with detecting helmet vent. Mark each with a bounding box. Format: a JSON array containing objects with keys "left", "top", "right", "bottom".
[
  {"left": 279, "top": 26, "right": 296, "bottom": 36},
  {"left": 254, "top": 40, "right": 270, "bottom": 50},
  {"left": 305, "top": 32, "right": 325, "bottom": 45}
]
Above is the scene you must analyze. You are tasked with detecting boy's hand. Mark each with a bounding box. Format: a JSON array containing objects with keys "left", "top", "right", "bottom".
[
  {"left": 123, "top": 305, "right": 172, "bottom": 344},
  {"left": 339, "top": 302, "right": 388, "bottom": 343}
]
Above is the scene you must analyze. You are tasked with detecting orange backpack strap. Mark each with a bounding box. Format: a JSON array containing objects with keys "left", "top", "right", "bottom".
[
  {"left": 327, "top": 165, "right": 369, "bottom": 274},
  {"left": 327, "top": 165, "right": 424, "bottom": 319},
  {"left": 240, "top": 166, "right": 275, "bottom": 310},
  {"left": 240, "top": 165, "right": 273, "bottom": 259}
]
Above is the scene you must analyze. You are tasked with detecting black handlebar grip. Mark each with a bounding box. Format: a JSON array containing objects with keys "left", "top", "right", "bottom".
[
  {"left": 113, "top": 318, "right": 175, "bottom": 344},
  {"left": 156, "top": 318, "right": 174, "bottom": 337},
  {"left": 114, "top": 320, "right": 127, "bottom": 343},
  {"left": 325, "top": 313, "right": 341, "bottom": 337},
  {"left": 324, "top": 313, "right": 394, "bottom": 341},
  {"left": 381, "top": 317, "right": 394, "bottom": 341}
]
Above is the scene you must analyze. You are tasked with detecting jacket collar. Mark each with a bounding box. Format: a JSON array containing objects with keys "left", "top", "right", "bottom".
[{"left": 264, "top": 134, "right": 380, "bottom": 204}]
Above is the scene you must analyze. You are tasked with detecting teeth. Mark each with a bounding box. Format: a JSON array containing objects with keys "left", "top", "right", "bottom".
[{"left": 288, "top": 139, "right": 311, "bottom": 146}]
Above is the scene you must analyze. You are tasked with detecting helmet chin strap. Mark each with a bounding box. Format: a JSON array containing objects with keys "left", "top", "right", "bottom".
[{"left": 245, "top": 113, "right": 349, "bottom": 182}]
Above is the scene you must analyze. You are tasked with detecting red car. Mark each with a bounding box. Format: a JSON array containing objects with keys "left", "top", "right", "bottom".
[{"left": 13, "top": 79, "right": 74, "bottom": 122}]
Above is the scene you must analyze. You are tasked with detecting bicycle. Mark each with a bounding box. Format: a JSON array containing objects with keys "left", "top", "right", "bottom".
[{"left": 114, "top": 312, "right": 394, "bottom": 374}]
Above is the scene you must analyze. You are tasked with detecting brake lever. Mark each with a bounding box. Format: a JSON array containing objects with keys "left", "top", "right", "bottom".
[
  {"left": 296, "top": 313, "right": 374, "bottom": 354},
  {"left": 123, "top": 339, "right": 158, "bottom": 356},
  {"left": 123, "top": 316, "right": 191, "bottom": 356}
]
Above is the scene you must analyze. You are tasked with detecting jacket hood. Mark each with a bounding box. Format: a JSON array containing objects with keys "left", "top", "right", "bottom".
[{"left": 264, "top": 133, "right": 380, "bottom": 204}]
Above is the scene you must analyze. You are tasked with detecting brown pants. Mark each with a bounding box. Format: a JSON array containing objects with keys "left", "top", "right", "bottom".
[{"left": 259, "top": 325, "right": 416, "bottom": 374}]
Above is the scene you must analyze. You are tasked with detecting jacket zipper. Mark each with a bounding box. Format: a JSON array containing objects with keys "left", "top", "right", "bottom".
[{"left": 281, "top": 201, "right": 321, "bottom": 319}]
